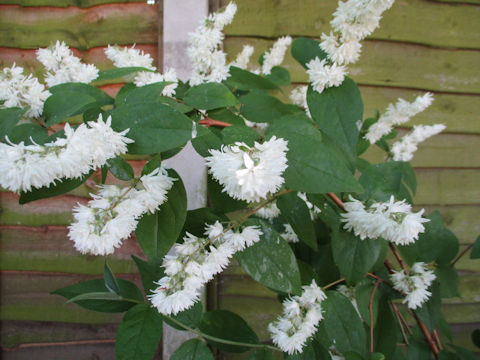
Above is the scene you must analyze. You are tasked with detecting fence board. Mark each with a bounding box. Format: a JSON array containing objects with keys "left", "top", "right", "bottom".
[
  {"left": 0, "top": 3, "right": 157, "bottom": 50},
  {"left": 224, "top": 0, "right": 480, "bottom": 49},
  {"left": 1, "top": 0, "right": 146, "bottom": 7}
]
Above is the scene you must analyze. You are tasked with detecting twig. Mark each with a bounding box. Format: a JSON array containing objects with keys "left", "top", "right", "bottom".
[
  {"left": 383, "top": 259, "right": 395, "bottom": 274},
  {"left": 389, "top": 243, "right": 408, "bottom": 273},
  {"left": 369, "top": 279, "right": 381, "bottom": 352},
  {"left": 391, "top": 301, "right": 410, "bottom": 344},
  {"left": 393, "top": 303, "right": 413, "bottom": 336},
  {"left": 322, "top": 278, "right": 345, "bottom": 290},
  {"left": 198, "top": 117, "right": 232, "bottom": 128},
  {"left": 327, "top": 192, "right": 345, "bottom": 210},
  {"left": 412, "top": 311, "right": 439, "bottom": 358},
  {"left": 451, "top": 243, "right": 474, "bottom": 267},
  {"left": 433, "top": 329, "right": 443, "bottom": 351}
]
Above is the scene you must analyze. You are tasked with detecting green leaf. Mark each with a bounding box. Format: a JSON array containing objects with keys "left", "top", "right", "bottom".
[
  {"left": 436, "top": 265, "right": 459, "bottom": 298},
  {"left": 6, "top": 123, "right": 48, "bottom": 144},
  {"left": 118, "top": 82, "right": 171, "bottom": 106},
  {"left": 247, "top": 349, "right": 274, "bottom": 360},
  {"left": 240, "top": 91, "right": 299, "bottom": 123},
  {"left": 95, "top": 67, "right": 154, "bottom": 82},
  {"left": 307, "top": 79, "right": 363, "bottom": 160},
  {"left": 191, "top": 125, "right": 223, "bottom": 157},
  {"left": 224, "top": 66, "right": 279, "bottom": 91},
  {"left": 111, "top": 102, "right": 192, "bottom": 154},
  {"left": 471, "top": 329, "right": 480, "bottom": 349},
  {"left": 18, "top": 171, "right": 92, "bottom": 204},
  {"left": 449, "top": 345, "right": 478, "bottom": 360},
  {"left": 115, "top": 83, "right": 137, "bottom": 106},
  {"left": 373, "top": 298, "right": 398, "bottom": 359},
  {"left": 104, "top": 261, "right": 121, "bottom": 294},
  {"left": 48, "top": 82, "right": 113, "bottom": 105},
  {"left": 331, "top": 231, "right": 385, "bottom": 284},
  {"left": 415, "top": 283, "right": 441, "bottom": 332},
  {"left": 167, "top": 301, "right": 204, "bottom": 331},
  {"left": 52, "top": 278, "right": 144, "bottom": 313},
  {"left": 266, "top": 115, "right": 362, "bottom": 193},
  {"left": 106, "top": 156, "right": 134, "bottom": 181},
  {"left": 470, "top": 235, "right": 480, "bottom": 259},
  {"left": 265, "top": 66, "right": 290, "bottom": 87},
  {"left": 132, "top": 255, "right": 164, "bottom": 294},
  {"left": 291, "top": 37, "right": 328, "bottom": 68},
  {"left": 398, "top": 211, "right": 459, "bottom": 266},
  {"left": 355, "top": 279, "right": 382, "bottom": 326},
  {"left": 136, "top": 170, "right": 187, "bottom": 262},
  {"left": 359, "top": 162, "right": 416, "bottom": 203},
  {"left": 321, "top": 291, "right": 367, "bottom": 355},
  {"left": 208, "top": 108, "right": 246, "bottom": 126},
  {"left": 277, "top": 191, "right": 317, "bottom": 251},
  {"left": 115, "top": 303, "right": 163, "bottom": 360},
  {"left": 207, "top": 175, "right": 247, "bottom": 214},
  {"left": 171, "top": 339, "right": 214, "bottom": 360},
  {"left": 141, "top": 153, "right": 162, "bottom": 175},
  {"left": 235, "top": 219, "right": 302, "bottom": 295},
  {"left": 221, "top": 125, "right": 260, "bottom": 146},
  {"left": 184, "top": 83, "right": 240, "bottom": 110},
  {"left": 199, "top": 310, "right": 259, "bottom": 353},
  {"left": 0, "top": 107, "right": 26, "bottom": 140}
]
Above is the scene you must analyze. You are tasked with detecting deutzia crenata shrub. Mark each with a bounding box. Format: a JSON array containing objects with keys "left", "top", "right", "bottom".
[{"left": 0, "top": 1, "right": 477, "bottom": 359}]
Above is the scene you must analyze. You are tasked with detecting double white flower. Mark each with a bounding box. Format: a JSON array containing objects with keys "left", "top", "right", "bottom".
[
  {"left": 68, "top": 167, "right": 175, "bottom": 256},
  {"left": 150, "top": 221, "right": 262, "bottom": 315},
  {"left": 269, "top": 280, "right": 326, "bottom": 354},
  {"left": 391, "top": 262, "right": 436, "bottom": 309},
  {"left": 0, "top": 115, "right": 132, "bottom": 193},
  {"left": 341, "top": 195, "right": 429, "bottom": 245},
  {"left": 206, "top": 137, "right": 289, "bottom": 203},
  {"left": 391, "top": 124, "right": 446, "bottom": 162}
]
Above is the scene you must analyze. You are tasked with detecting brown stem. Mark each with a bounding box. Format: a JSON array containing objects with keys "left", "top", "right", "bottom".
[
  {"left": 198, "top": 117, "right": 232, "bottom": 128},
  {"left": 389, "top": 243, "right": 408, "bottom": 273},
  {"left": 383, "top": 259, "right": 395, "bottom": 274},
  {"left": 322, "top": 278, "right": 345, "bottom": 290},
  {"left": 412, "top": 311, "right": 439, "bottom": 358},
  {"left": 451, "top": 243, "right": 474, "bottom": 267},
  {"left": 369, "top": 279, "right": 381, "bottom": 352},
  {"left": 393, "top": 303, "right": 413, "bottom": 336},
  {"left": 328, "top": 192, "right": 345, "bottom": 210},
  {"left": 391, "top": 301, "right": 410, "bottom": 344},
  {"left": 433, "top": 329, "right": 443, "bottom": 351}
]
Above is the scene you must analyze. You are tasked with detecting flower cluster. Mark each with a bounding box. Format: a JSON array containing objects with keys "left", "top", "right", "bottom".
[
  {"left": 391, "top": 124, "right": 446, "bottom": 162},
  {"left": 391, "top": 262, "right": 436, "bottom": 309},
  {"left": 289, "top": 85, "right": 310, "bottom": 117},
  {"left": 341, "top": 196, "right": 429, "bottom": 245},
  {"left": 0, "top": 115, "right": 133, "bottom": 193},
  {"left": 280, "top": 223, "right": 300, "bottom": 243},
  {"left": 68, "top": 167, "right": 174, "bottom": 256},
  {"left": 150, "top": 221, "right": 262, "bottom": 315},
  {"left": 308, "top": 0, "right": 394, "bottom": 93},
  {"left": 256, "top": 200, "right": 281, "bottom": 219},
  {"left": 206, "top": 136, "right": 289, "bottom": 203},
  {"left": 269, "top": 280, "right": 326, "bottom": 354},
  {"left": 261, "top": 36, "right": 292, "bottom": 75},
  {"left": 36, "top": 41, "right": 99, "bottom": 87},
  {"left": 365, "top": 93, "right": 434, "bottom": 144},
  {"left": 229, "top": 45, "right": 254, "bottom": 70},
  {"left": 105, "top": 45, "right": 178, "bottom": 96},
  {"left": 187, "top": 2, "right": 237, "bottom": 85},
  {"left": 0, "top": 64, "right": 51, "bottom": 118}
]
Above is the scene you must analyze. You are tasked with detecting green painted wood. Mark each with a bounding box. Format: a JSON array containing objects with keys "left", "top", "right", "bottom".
[
  {"left": 0, "top": 227, "right": 142, "bottom": 274},
  {"left": 415, "top": 169, "right": 480, "bottom": 205},
  {"left": 224, "top": 0, "right": 480, "bottom": 49},
  {"left": 0, "top": 272, "right": 140, "bottom": 323},
  {"left": 1, "top": 320, "right": 117, "bottom": 348},
  {"left": 1, "top": 0, "right": 146, "bottom": 7},
  {"left": 443, "top": 303, "right": 480, "bottom": 323},
  {"left": 362, "top": 133, "right": 480, "bottom": 168},
  {"left": 1, "top": 342, "right": 116, "bottom": 360},
  {"left": 0, "top": 4, "right": 158, "bottom": 50},
  {"left": 224, "top": 37, "right": 480, "bottom": 93}
]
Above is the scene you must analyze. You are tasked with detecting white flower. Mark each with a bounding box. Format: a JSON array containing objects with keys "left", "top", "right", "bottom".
[
  {"left": 320, "top": 33, "right": 362, "bottom": 65},
  {"left": 365, "top": 93, "right": 434, "bottom": 144},
  {"left": 256, "top": 200, "right": 281, "bottom": 219},
  {"left": 280, "top": 224, "right": 299, "bottom": 243},
  {"left": 36, "top": 41, "right": 99, "bottom": 86},
  {"left": 289, "top": 86, "right": 311, "bottom": 117},
  {"left": 269, "top": 280, "right": 326, "bottom": 354},
  {"left": 206, "top": 137, "right": 288, "bottom": 203},
  {"left": 297, "top": 192, "right": 322, "bottom": 220},
  {"left": 0, "top": 64, "right": 51, "bottom": 118},
  {"left": 341, "top": 195, "right": 429, "bottom": 245},
  {"left": 68, "top": 167, "right": 174, "bottom": 256},
  {"left": 391, "top": 124, "right": 446, "bottom": 162},
  {"left": 150, "top": 221, "right": 262, "bottom": 315},
  {"left": 229, "top": 45, "right": 254, "bottom": 69},
  {"left": 105, "top": 45, "right": 178, "bottom": 96},
  {"left": 391, "top": 262, "right": 436, "bottom": 309},
  {"left": 187, "top": 2, "right": 237, "bottom": 85},
  {"left": 306, "top": 57, "right": 346, "bottom": 94},
  {"left": 262, "top": 36, "right": 292, "bottom": 75},
  {"left": 0, "top": 115, "right": 133, "bottom": 193}
]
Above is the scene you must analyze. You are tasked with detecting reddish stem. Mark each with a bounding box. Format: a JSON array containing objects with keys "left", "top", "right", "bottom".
[
  {"left": 322, "top": 278, "right": 345, "bottom": 290},
  {"left": 369, "top": 280, "right": 381, "bottom": 352},
  {"left": 327, "top": 193, "right": 345, "bottom": 210},
  {"left": 198, "top": 117, "right": 232, "bottom": 128}
]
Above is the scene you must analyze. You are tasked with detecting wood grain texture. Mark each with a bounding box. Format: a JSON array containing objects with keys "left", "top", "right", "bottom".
[
  {"left": 0, "top": 0, "right": 146, "bottom": 7},
  {"left": 224, "top": 37, "right": 480, "bottom": 93},
  {"left": 224, "top": 0, "right": 480, "bottom": 49},
  {"left": 0, "top": 4, "right": 158, "bottom": 50}
]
